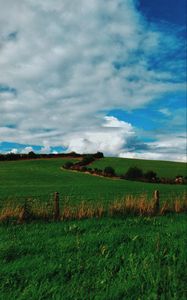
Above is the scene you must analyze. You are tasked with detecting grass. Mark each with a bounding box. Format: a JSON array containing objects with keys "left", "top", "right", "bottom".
[
  {"left": 90, "top": 157, "right": 187, "bottom": 178},
  {"left": 0, "top": 157, "right": 186, "bottom": 299},
  {"left": 0, "top": 214, "right": 186, "bottom": 300},
  {"left": 0, "top": 158, "right": 186, "bottom": 208},
  {"left": 0, "top": 195, "right": 186, "bottom": 223}
]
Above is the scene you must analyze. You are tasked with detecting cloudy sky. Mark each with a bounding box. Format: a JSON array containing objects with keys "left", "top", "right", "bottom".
[{"left": 0, "top": 0, "right": 186, "bottom": 161}]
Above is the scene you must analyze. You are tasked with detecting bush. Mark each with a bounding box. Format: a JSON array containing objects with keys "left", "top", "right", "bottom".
[
  {"left": 144, "top": 170, "right": 157, "bottom": 182},
  {"left": 81, "top": 155, "right": 95, "bottom": 165},
  {"left": 63, "top": 161, "right": 74, "bottom": 169},
  {"left": 28, "top": 151, "right": 37, "bottom": 158},
  {"left": 80, "top": 166, "right": 88, "bottom": 172},
  {"left": 124, "top": 167, "right": 143, "bottom": 180},
  {"left": 68, "top": 151, "right": 81, "bottom": 157},
  {"left": 94, "top": 168, "right": 103, "bottom": 175},
  {"left": 93, "top": 152, "right": 104, "bottom": 159},
  {"left": 104, "top": 166, "right": 115, "bottom": 176},
  {"left": 97, "top": 169, "right": 103, "bottom": 174}
]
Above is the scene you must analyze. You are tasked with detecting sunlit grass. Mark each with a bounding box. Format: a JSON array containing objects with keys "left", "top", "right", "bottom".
[
  {"left": 0, "top": 158, "right": 186, "bottom": 207},
  {"left": 0, "top": 215, "right": 186, "bottom": 299}
]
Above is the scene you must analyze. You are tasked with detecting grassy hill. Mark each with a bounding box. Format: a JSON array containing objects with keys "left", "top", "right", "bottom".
[
  {"left": 0, "top": 157, "right": 186, "bottom": 299},
  {"left": 90, "top": 157, "right": 187, "bottom": 178},
  {"left": 0, "top": 157, "right": 186, "bottom": 207}
]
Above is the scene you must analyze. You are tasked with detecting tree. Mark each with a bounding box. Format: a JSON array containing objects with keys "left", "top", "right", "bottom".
[
  {"left": 81, "top": 155, "right": 95, "bottom": 165},
  {"left": 104, "top": 166, "right": 115, "bottom": 176},
  {"left": 63, "top": 161, "right": 73, "bottom": 169},
  {"left": 28, "top": 151, "right": 37, "bottom": 158},
  {"left": 124, "top": 167, "right": 143, "bottom": 180},
  {"left": 144, "top": 170, "right": 157, "bottom": 182},
  {"left": 93, "top": 152, "right": 104, "bottom": 159}
]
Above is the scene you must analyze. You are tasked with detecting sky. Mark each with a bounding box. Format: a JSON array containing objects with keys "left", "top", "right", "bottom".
[{"left": 0, "top": 0, "right": 186, "bottom": 161}]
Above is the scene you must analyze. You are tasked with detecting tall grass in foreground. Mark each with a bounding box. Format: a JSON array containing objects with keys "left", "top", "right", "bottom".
[
  {"left": 0, "top": 215, "right": 186, "bottom": 300},
  {"left": 0, "top": 194, "right": 186, "bottom": 223}
]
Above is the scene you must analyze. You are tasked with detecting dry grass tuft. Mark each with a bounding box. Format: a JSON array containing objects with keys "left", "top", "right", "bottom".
[
  {"left": 173, "top": 197, "right": 187, "bottom": 213},
  {"left": 109, "top": 195, "right": 154, "bottom": 217},
  {"left": 0, "top": 206, "right": 22, "bottom": 223},
  {"left": 61, "top": 202, "right": 105, "bottom": 220},
  {"left": 0, "top": 194, "right": 186, "bottom": 223}
]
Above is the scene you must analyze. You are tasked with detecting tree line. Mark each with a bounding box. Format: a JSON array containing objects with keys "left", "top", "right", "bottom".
[
  {"left": 0, "top": 151, "right": 104, "bottom": 161},
  {"left": 64, "top": 157, "right": 186, "bottom": 185}
]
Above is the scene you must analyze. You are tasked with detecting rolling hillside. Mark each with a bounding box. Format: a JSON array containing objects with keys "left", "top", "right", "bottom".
[
  {"left": 90, "top": 157, "right": 187, "bottom": 178},
  {"left": 0, "top": 157, "right": 186, "bottom": 300},
  {"left": 0, "top": 157, "right": 186, "bottom": 207}
]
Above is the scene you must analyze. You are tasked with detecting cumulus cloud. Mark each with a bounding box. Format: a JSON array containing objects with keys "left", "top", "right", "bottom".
[
  {"left": 0, "top": 0, "right": 186, "bottom": 160},
  {"left": 120, "top": 134, "right": 187, "bottom": 162},
  {"left": 9, "top": 148, "right": 18, "bottom": 154},
  {"left": 40, "top": 141, "right": 51, "bottom": 154},
  {"left": 20, "top": 146, "right": 33, "bottom": 154},
  {"left": 120, "top": 151, "right": 186, "bottom": 162},
  {"left": 64, "top": 116, "right": 136, "bottom": 155}
]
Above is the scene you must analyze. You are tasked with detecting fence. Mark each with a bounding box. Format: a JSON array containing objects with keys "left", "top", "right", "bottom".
[
  {"left": 0, "top": 190, "right": 186, "bottom": 223},
  {"left": 52, "top": 190, "right": 161, "bottom": 220}
]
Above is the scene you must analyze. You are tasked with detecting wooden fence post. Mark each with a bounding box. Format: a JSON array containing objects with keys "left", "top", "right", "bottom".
[
  {"left": 54, "top": 192, "right": 60, "bottom": 221},
  {"left": 153, "top": 190, "right": 160, "bottom": 214}
]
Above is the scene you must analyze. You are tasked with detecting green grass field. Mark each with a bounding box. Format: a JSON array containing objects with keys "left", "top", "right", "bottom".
[
  {"left": 0, "top": 157, "right": 186, "bottom": 299},
  {"left": 0, "top": 158, "right": 186, "bottom": 208},
  {"left": 0, "top": 214, "right": 186, "bottom": 300},
  {"left": 90, "top": 157, "right": 187, "bottom": 178}
]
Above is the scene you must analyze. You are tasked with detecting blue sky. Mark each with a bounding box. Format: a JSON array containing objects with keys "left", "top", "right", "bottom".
[
  {"left": 138, "top": 0, "right": 186, "bottom": 27},
  {"left": 0, "top": 0, "right": 186, "bottom": 161}
]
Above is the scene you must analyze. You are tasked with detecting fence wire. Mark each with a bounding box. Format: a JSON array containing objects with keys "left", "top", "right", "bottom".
[{"left": 0, "top": 189, "right": 186, "bottom": 208}]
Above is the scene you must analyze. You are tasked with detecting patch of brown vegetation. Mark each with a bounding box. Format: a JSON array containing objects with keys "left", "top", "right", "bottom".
[{"left": 0, "top": 194, "right": 186, "bottom": 224}]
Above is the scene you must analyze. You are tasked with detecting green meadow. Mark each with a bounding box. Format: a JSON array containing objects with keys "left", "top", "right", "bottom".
[
  {"left": 90, "top": 157, "right": 187, "bottom": 178},
  {"left": 0, "top": 157, "right": 186, "bottom": 299},
  {"left": 0, "top": 158, "right": 186, "bottom": 207}
]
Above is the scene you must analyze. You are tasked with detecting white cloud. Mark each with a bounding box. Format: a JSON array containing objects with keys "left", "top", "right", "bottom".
[
  {"left": 64, "top": 116, "right": 135, "bottom": 155},
  {"left": 0, "top": 0, "right": 185, "bottom": 160},
  {"left": 120, "top": 152, "right": 186, "bottom": 162},
  {"left": 119, "top": 134, "right": 187, "bottom": 162},
  {"left": 9, "top": 148, "right": 18, "bottom": 154},
  {"left": 20, "top": 146, "right": 33, "bottom": 154},
  {"left": 159, "top": 108, "right": 172, "bottom": 116},
  {"left": 52, "top": 150, "right": 58, "bottom": 154},
  {"left": 120, "top": 151, "right": 186, "bottom": 162},
  {"left": 40, "top": 141, "right": 51, "bottom": 154}
]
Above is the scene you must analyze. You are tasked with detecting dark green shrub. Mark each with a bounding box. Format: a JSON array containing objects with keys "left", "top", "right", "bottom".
[
  {"left": 93, "top": 152, "right": 104, "bottom": 159},
  {"left": 81, "top": 155, "right": 95, "bottom": 165},
  {"left": 81, "top": 166, "right": 88, "bottom": 172},
  {"left": 63, "top": 161, "right": 74, "bottom": 169},
  {"left": 68, "top": 151, "right": 80, "bottom": 157},
  {"left": 124, "top": 167, "right": 143, "bottom": 180},
  {"left": 28, "top": 151, "right": 37, "bottom": 158},
  {"left": 104, "top": 166, "right": 115, "bottom": 176},
  {"left": 144, "top": 170, "right": 157, "bottom": 181}
]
